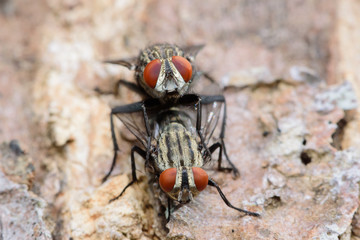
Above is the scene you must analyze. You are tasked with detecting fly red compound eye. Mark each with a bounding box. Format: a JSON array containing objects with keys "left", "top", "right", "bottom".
[
  {"left": 159, "top": 168, "right": 177, "bottom": 192},
  {"left": 172, "top": 56, "right": 192, "bottom": 82},
  {"left": 192, "top": 167, "right": 208, "bottom": 191},
  {"left": 143, "top": 59, "right": 161, "bottom": 89}
]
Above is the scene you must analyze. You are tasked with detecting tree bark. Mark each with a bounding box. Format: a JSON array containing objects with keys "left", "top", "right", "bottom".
[{"left": 1, "top": 1, "right": 360, "bottom": 239}]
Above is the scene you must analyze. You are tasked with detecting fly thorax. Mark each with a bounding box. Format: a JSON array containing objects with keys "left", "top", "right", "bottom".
[{"left": 156, "top": 123, "right": 203, "bottom": 171}]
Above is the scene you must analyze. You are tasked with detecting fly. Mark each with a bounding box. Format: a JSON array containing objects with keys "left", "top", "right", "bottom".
[
  {"left": 102, "top": 44, "right": 239, "bottom": 182},
  {"left": 108, "top": 95, "right": 260, "bottom": 219}
]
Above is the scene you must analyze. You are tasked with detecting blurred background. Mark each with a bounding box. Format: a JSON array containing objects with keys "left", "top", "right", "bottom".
[{"left": 1, "top": 0, "right": 360, "bottom": 239}]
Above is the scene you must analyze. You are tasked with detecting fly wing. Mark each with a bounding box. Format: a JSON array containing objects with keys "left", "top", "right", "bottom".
[
  {"left": 112, "top": 98, "right": 164, "bottom": 148},
  {"left": 189, "top": 72, "right": 223, "bottom": 96},
  {"left": 182, "top": 44, "right": 223, "bottom": 96},
  {"left": 200, "top": 95, "right": 225, "bottom": 145},
  {"left": 182, "top": 44, "right": 205, "bottom": 63},
  {"left": 111, "top": 102, "right": 148, "bottom": 148},
  {"left": 175, "top": 94, "right": 225, "bottom": 144},
  {"left": 103, "top": 56, "right": 138, "bottom": 70}
]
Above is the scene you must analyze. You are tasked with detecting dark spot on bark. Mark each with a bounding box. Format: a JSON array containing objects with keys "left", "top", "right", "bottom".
[
  {"left": 331, "top": 118, "right": 347, "bottom": 150},
  {"left": 264, "top": 195, "right": 283, "bottom": 209},
  {"left": 9, "top": 139, "right": 24, "bottom": 156},
  {"left": 302, "top": 139, "right": 307, "bottom": 145},
  {"left": 300, "top": 151, "right": 311, "bottom": 165}
]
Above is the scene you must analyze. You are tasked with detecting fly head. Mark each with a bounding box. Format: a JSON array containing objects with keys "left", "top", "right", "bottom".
[
  {"left": 135, "top": 44, "right": 204, "bottom": 102},
  {"left": 159, "top": 166, "right": 208, "bottom": 203}
]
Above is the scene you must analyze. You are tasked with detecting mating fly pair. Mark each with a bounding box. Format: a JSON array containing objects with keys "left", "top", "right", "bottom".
[{"left": 102, "top": 43, "right": 260, "bottom": 218}]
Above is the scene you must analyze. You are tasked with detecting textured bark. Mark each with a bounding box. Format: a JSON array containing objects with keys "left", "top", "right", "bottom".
[{"left": 1, "top": 0, "right": 360, "bottom": 240}]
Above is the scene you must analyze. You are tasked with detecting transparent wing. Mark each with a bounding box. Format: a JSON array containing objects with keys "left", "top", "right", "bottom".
[
  {"left": 104, "top": 56, "right": 138, "bottom": 70},
  {"left": 112, "top": 98, "right": 167, "bottom": 148},
  {"left": 200, "top": 95, "right": 225, "bottom": 145},
  {"left": 182, "top": 44, "right": 205, "bottom": 62},
  {"left": 189, "top": 72, "right": 224, "bottom": 96},
  {"left": 174, "top": 94, "right": 225, "bottom": 144},
  {"left": 112, "top": 102, "right": 148, "bottom": 148}
]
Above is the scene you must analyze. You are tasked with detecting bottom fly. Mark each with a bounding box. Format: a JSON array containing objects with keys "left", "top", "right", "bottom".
[{"left": 108, "top": 95, "right": 260, "bottom": 219}]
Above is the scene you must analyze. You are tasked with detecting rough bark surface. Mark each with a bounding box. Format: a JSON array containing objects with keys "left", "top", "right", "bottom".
[{"left": 1, "top": 1, "right": 360, "bottom": 240}]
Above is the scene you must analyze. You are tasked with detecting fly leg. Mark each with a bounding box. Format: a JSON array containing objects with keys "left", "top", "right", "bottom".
[
  {"left": 102, "top": 101, "right": 149, "bottom": 183},
  {"left": 208, "top": 178, "right": 260, "bottom": 217},
  {"left": 114, "top": 79, "right": 146, "bottom": 96},
  {"left": 202, "top": 72, "right": 217, "bottom": 83},
  {"left": 95, "top": 79, "right": 146, "bottom": 96},
  {"left": 109, "top": 145, "right": 146, "bottom": 202},
  {"left": 104, "top": 100, "right": 154, "bottom": 201},
  {"left": 102, "top": 110, "right": 120, "bottom": 183},
  {"left": 219, "top": 98, "right": 240, "bottom": 176},
  {"left": 201, "top": 95, "right": 240, "bottom": 177},
  {"left": 208, "top": 142, "right": 232, "bottom": 172},
  {"left": 166, "top": 200, "right": 187, "bottom": 222},
  {"left": 96, "top": 57, "right": 147, "bottom": 96},
  {"left": 166, "top": 197, "right": 172, "bottom": 222}
]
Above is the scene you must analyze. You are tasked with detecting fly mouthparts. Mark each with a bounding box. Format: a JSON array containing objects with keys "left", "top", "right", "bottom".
[
  {"left": 165, "top": 89, "right": 178, "bottom": 94},
  {"left": 177, "top": 189, "right": 194, "bottom": 203}
]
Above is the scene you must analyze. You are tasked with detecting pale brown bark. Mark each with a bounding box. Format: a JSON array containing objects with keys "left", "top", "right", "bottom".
[{"left": 1, "top": 1, "right": 360, "bottom": 240}]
